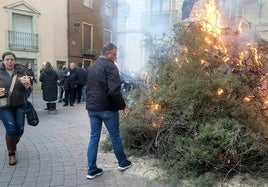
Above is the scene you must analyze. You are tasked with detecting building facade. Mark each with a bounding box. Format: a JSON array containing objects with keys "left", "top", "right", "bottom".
[
  {"left": 0, "top": 0, "right": 68, "bottom": 79},
  {"left": 68, "top": 0, "right": 118, "bottom": 67}
]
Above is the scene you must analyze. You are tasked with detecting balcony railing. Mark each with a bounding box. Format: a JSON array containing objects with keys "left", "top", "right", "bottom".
[
  {"left": 8, "top": 30, "right": 39, "bottom": 52},
  {"left": 142, "top": 10, "right": 178, "bottom": 32},
  {"left": 81, "top": 48, "right": 98, "bottom": 58}
]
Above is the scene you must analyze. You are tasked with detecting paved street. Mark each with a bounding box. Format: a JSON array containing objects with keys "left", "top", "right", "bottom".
[{"left": 0, "top": 89, "right": 170, "bottom": 187}]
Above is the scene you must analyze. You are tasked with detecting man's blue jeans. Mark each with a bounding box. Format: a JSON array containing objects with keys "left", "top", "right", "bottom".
[
  {"left": 0, "top": 105, "right": 25, "bottom": 136},
  {"left": 81, "top": 85, "right": 86, "bottom": 102},
  {"left": 87, "top": 110, "right": 128, "bottom": 174}
]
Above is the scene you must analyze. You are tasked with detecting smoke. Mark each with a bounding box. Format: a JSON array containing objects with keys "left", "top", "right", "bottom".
[
  {"left": 116, "top": 0, "right": 268, "bottom": 78},
  {"left": 117, "top": 0, "right": 174, "bottom": 77}
]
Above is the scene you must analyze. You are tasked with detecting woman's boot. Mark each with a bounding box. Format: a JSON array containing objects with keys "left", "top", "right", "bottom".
[
  {"left": 5, "top": 136, "right": 17, "bottom": 165},
  {"left": 16, "top": 135, "right": 22, "bottom": 144}
]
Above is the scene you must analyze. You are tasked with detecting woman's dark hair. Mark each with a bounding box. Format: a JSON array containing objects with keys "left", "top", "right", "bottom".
[
  {"left": 25, "top": 62, "right": 32, "bottom": 66},
  {"left": 2, "top": 51, "right": 16, "bottom": 61}
]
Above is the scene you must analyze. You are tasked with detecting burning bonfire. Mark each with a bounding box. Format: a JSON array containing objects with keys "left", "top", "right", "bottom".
[
  {"left": 197, "top": 0, "right": 268, "bottom": 118},
  {"left": 121, "top": 0, "right": 268, "bottom": 185},
  {"left": 146, "top": 0, "right": 268, "bottom": 128}
]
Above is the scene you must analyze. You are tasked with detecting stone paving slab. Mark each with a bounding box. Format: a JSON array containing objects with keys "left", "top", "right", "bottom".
[{"left": 0, "top": 90, "right": 170, "bottom": 187}]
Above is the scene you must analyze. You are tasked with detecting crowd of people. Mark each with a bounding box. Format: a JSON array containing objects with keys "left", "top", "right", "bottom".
[
  {"left": 39, "top": 61, "right": 87, "bottom": 113},
  {"left": 0, "top": 43, "right": 132, "bottom": 180}
]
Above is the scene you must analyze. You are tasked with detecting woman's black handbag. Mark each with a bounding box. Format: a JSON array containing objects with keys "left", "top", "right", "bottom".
[{"left": 26, "top": 101, "right": 39, "bottom": 126}]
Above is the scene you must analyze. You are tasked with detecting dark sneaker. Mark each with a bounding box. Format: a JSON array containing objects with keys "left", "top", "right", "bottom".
[
  {"left": 118, "top": 160, "right": 132, "bottom": 171},
  {"left": 86, "top": 168, "right": 103, "bottom": 179}
]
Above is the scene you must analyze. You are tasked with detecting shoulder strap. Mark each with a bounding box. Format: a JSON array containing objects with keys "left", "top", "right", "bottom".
[{"left": 8, "top": 74, "right": 17, "bottom": 98}]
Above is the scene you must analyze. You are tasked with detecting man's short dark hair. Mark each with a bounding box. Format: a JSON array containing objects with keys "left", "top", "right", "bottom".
[
  {"left": 2, "top": 51, "right": 16, "bottom": 61},
  {"left": 100, "top": 43, "right": 117, "bottom": 55},
  {"left": 45, "top": 61, "right": 52, "bottom": 69}
]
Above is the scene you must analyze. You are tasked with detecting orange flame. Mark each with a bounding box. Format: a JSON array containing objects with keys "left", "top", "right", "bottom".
[
  {"left": 202, "top": 0, "right": 221, "bottom": 34},
  {"left": 217, "top": 88, "right": 224, "bottom": 96},
  {"left": 237, "top": 21, "right": 243, "bottom": 34},
  {"left": 148, "top": 100, "right": 160, "bottom": 113},
  {"left": 146, "top": 101, "right": 163, "bottom": 128},
  {"left": 243, "top": 96, "right": 252, "bottom": 103},
  {"left": 179, "top": 0, "right": 268, "bottom": 117}
]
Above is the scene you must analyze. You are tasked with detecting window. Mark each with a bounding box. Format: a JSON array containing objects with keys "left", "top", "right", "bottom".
[
  {"left": 10, "top": 13, "right": 38, "bottom": 51},
  {"left": 82, "top": 23, "right": 93, "bottom": 56},
  {"left": 13, "top": 14, "right": 33, "bottom": 33},
  {"left": 105, "top": 3, "right": 112, "bottom": 17},
  {"left": 83, "top": 0, "right": 93, "bottom": 9},
  {"left": 149, "top": 0, "right": 171, "bottom": 26},
  {"left": 104, "top": 29, "right": 112, "bottom": 43},
  {"left": 4, "top": 1, "right": 39, "bottom": 52},
  {"left": 150, "top": 0, "right": 170, "bottom": 12}
]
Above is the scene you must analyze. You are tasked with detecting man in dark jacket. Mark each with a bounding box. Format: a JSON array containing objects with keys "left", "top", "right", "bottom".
[
  {"left": 56, "top": 65, "right": 65, "bottom": 102},
  {"left": 75, "top": 62, "right": 86, "bottom": 103},
  {"left": 63, "top": 62, "right": 77, "bottom": 106},
  {"left": 86, "top": 43, "right": 131, "bottom": 179}
]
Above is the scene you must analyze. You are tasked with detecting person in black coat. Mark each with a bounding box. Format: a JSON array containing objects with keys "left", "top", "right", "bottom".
[
  {"left": 56, "top": 65, "right": 65, "bottom": 102},
  {"left": 39, "top": 62, "right": 59, "bottom": 113},
  {"left": 25, "top": 62, "right": 37, "bottom": 98},
  {"left": 63, "top": 62, "right": 77, "bottom": 106},
  {"left": 75, "top": 62, "right": 86, "bottom": 103},
  {"left": 85, "top": 43, "right": 131, "bottom": 179}
]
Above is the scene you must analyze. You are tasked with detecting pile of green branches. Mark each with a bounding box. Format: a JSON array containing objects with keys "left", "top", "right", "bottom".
[{"left": 119, "top": 21, "right": 268, "bottom": 185}]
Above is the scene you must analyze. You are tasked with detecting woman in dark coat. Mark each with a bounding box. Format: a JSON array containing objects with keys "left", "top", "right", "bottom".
[
  {"left": 0, "top": 51, "right": 32, "bottom": 165},
  {"left": 39, "top": 62, "right": 59, "bottom": 113}
]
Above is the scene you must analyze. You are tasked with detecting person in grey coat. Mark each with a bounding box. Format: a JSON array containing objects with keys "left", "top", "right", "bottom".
[{"left": 39, "top": 62, "right": 59, "bottom": 113}]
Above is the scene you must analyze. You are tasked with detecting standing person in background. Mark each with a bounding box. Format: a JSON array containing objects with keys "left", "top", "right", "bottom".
[
  {"left": 75, "top": 62, "right": 86, "bottom": 103},
  {"left": 0, "top": 51, "right": 32, "bottom": 165},
  {"left": 25, "top": 62, "right": 36, "bottom": 98},
  {"left": 56, "top": 65, "right": 65, "bottom": 103},
  {"left": 40, "top": 62, "right": 47, "bottom": 110},
  {"left": 86, "top": 43, "right": 131, "bottom": 179},
  {"left": 40, "top": 62, "right": 46, "bottom": 74},
  {"left": 39, "top": 62, "right": 59, "bottom": 114},
  {"left": 63, "top": 62, "right": 77, "bottom": 106},
  {"left": 81, "top": 64, "right": 89, "bottom": 102},
  {"left": 25, "top": 62, "right": 37, "bottom": 85}
]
